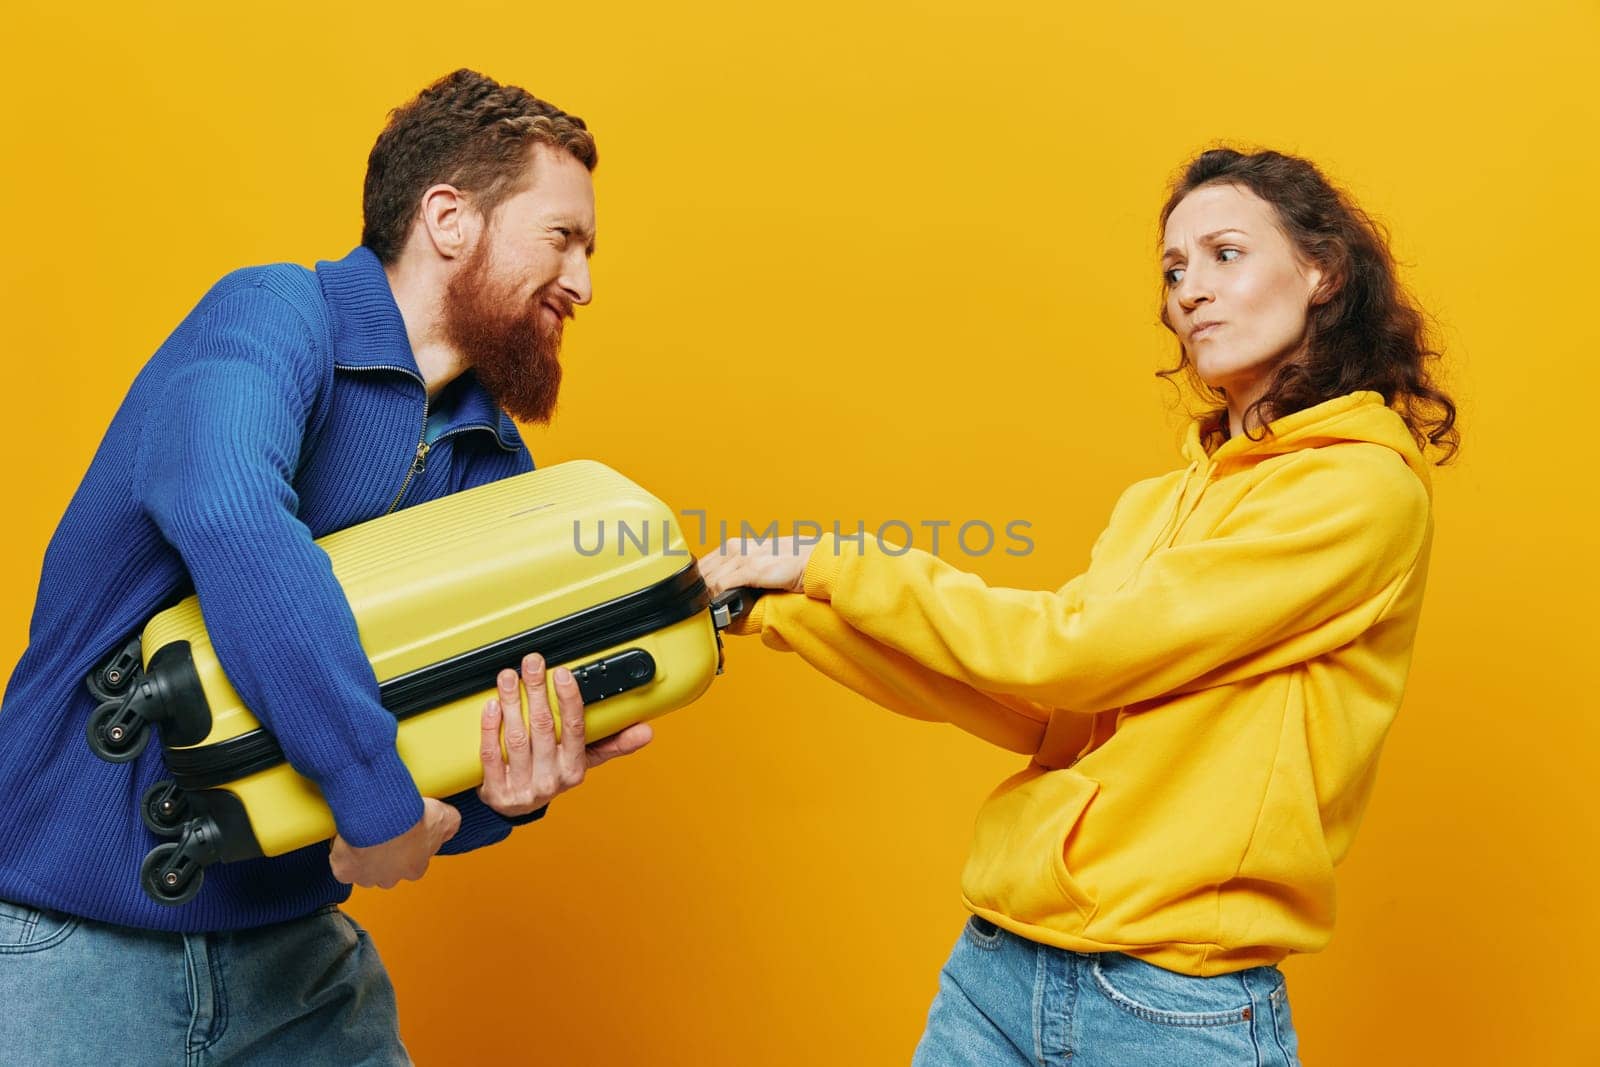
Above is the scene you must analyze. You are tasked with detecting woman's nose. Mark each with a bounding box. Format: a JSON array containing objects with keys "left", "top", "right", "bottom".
[{"left": 1176, "top": 271, "right": 1212, "bottom": 310}]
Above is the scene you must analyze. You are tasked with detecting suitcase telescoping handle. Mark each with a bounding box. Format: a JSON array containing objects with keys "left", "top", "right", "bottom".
[{"left": 710, "top": 586, "right": 768, "bottom": 631}]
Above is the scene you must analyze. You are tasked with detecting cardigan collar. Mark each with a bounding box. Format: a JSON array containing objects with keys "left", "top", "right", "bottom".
[{"left": 316, "top": 245, "right": 522, "bottom": 452}]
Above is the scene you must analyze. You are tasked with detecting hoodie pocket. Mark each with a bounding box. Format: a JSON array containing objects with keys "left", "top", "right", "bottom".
[{"left": 962, "top": 767, "right": 1101, "bottom": 923}]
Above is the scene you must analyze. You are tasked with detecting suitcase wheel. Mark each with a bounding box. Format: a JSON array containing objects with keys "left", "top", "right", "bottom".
[
  {"left": 140, "top": 842, "right": 205, "bottom": 906},
  {"left": 85, "top": 636, "right": 143, "bottom": 704},
  {"left": 85, "top": 698, "right": 151, "bottom": 763},
  {"left": 85, "top": 672, "right": 122, "bottom": 705},
  {"left": 140, "top": 780, "right": 191, "bottom": 838}
]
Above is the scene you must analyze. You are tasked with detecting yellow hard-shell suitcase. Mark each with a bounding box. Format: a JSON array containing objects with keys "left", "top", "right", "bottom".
[{"left": 82, "top": 459, "right": 761, "bottom": 905}]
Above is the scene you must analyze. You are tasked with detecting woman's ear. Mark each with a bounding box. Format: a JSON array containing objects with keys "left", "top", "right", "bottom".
[{"left": 1306, "top": 260, "right": 1341, "bottom": 308}]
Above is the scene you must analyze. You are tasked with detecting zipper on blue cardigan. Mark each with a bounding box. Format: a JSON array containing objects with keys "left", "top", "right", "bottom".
[
  {"left": 340, "top": 363, "right": 434, "bottom": 516},
  {"left": 335, "top": 363, "right": 469, "bottom": 514},
  {"left": 385, "top": 397, "right": 431, "bottom": 515}
]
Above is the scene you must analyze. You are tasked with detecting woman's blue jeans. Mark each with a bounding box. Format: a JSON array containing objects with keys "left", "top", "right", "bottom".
[
  {"left": 0, "top": 896, "right": 409, "bottom": 1065},
  {"left": 912, "top": 916, "right": 1301, "bottom": 1066}
]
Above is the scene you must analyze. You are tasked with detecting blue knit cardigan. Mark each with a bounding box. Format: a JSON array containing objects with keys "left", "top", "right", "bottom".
[{"left": 0, "top": 246, "right": 545, "bottom": 931}]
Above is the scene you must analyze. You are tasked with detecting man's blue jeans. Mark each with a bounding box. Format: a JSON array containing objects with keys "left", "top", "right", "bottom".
[
  {"left": 0, "top": 896, "right": 409, "bottom": 1065},
  {"left": 912, "top": 916, "right": 1301, "bottom": 1066}
]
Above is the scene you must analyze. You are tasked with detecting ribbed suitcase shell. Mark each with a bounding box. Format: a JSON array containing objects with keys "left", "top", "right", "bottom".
[{"left": 143, "top": 458, "right": 717, "bottom": 862}]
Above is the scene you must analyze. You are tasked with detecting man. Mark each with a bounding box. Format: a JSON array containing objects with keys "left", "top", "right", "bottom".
[{"left": 0, "top": 69, "right": 647, "bottom": 1063}]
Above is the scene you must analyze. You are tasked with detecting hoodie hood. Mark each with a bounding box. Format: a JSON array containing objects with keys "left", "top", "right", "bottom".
[
  {"left": 1146, "top": 390, "right": 1431, "bottom": 558},
  {"left": 1180, "top": 390, "right": 1432, "bottom": 498}
]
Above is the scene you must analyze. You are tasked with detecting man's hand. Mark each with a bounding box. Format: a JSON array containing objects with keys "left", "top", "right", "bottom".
[
  {"left": 328, "top": 797, "right": 461, "bottom": 889},
  {"left": 477, "top": 652, "right": 653, "bottom": 818}
]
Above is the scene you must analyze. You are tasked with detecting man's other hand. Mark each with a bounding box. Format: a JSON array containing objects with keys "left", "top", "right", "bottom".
[
  {"left": 329, "top": 797, "right": 461, "bottom": 888},
  {"left": 477, "top": 653, "right": 652, "bottom": 818}
]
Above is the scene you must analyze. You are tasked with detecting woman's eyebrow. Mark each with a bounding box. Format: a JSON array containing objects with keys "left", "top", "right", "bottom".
[{"left": 1161, "top": 228, "right": 1250, "bottom": 261}]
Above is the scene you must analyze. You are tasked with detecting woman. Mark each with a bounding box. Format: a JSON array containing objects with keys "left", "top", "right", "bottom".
[{"left": 698, "top": 148, "right": 1458, "bottom": 1066}]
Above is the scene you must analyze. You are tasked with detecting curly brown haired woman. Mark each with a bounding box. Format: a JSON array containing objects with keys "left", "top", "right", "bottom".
[{"left": 701, "top": 147, "right": 1457, "bottom": 1066}]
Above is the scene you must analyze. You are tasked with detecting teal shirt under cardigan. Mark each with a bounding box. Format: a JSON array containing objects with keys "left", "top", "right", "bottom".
[{"left": 0, "top": 246, "right": 545, "bottom": 932}]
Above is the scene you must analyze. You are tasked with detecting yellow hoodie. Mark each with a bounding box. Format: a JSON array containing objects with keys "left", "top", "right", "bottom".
[{"left": 726, "top": 390, "right": 1433, "bottom": 976}]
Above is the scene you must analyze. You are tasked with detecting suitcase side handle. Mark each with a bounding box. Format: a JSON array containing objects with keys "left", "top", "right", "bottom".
[{"left": 710, "top": 587, "right": 769, "bottom": 631}]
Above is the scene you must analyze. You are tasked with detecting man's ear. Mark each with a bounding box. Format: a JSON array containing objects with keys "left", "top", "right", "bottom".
[{"left": 417, "top": 184, "right": 476, "bottom": 261}]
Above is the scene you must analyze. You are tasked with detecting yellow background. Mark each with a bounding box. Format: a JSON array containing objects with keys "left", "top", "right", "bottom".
[{"left": 3, "top": 1, "right": 1594, "bottom": 1063}]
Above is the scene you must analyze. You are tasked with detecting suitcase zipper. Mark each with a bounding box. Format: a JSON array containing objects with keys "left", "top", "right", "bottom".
[
  {"left": 162, "top": 563, "right": 713, "bottom": 789},
  {"left": 379, "top": 563, "right": 708, "bottom": 717}
]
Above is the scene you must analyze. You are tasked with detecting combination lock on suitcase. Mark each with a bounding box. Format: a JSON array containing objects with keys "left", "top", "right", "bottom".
[{"left": 83, "top": 459, "right": 764, "bottom": 905}]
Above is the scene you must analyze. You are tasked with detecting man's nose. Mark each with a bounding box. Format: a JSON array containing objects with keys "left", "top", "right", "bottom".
[{"left": 561, "top": 253, "right": 592, "bottom": 307}]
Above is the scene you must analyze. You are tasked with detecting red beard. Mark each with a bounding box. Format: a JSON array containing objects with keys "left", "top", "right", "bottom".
[{"left": 441, "top": 238, "right": 566, "bottom": 425}]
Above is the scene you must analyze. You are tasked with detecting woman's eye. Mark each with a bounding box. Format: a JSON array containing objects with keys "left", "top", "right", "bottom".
[
  {"left": 1163, "top": 267, "right": 1184, "bottom": 286},
  {"left": 1218, "top": 247, "right": 1241, "bottom": 262}
]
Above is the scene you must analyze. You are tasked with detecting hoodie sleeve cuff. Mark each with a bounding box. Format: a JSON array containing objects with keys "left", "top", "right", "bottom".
[
  {"left": 724, "top": 532, "right": 856, "bottom": 636},
  {"left": 802, "top": 533, "right": 848, "bottom": 601},
  {"left": 723, "top": 590, "right": 771, "bottom": 636},
  {"left": 316, "top": 747, "right": 425, "bottom": 848}
]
